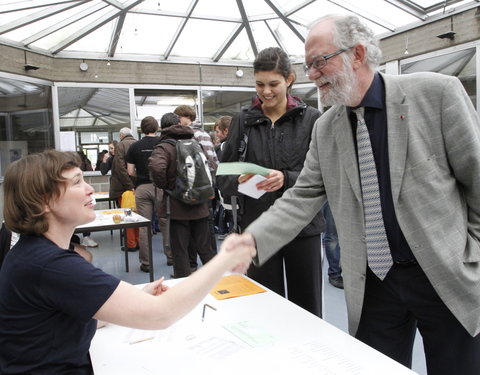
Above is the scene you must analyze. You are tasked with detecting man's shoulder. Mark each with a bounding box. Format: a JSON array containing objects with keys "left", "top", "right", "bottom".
[{"left": 384, "top": 71, "right": 455, "bottom": 88}]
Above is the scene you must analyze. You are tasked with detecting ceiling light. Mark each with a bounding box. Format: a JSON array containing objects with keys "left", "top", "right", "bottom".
[
  {"left": 235, "top": 69, "right": 244, "bottom": 78},
  {"left": 436, "top": 31, "right": 455, "bottom": 40},
  {"left": 24, "top": 64, "right": 39, "bottom": 71},
  {"left": 79, "top": 62, "right": 88, "bottom": 71}
]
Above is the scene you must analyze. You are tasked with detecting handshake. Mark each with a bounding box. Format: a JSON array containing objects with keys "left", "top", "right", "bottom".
[{"left": 219, "top": 232, "right": 257, "bottom": 274}]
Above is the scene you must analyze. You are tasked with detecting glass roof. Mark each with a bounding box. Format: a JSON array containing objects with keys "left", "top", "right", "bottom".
[{"left": 0, "top": 0, "right": 477, "bottom": 65}]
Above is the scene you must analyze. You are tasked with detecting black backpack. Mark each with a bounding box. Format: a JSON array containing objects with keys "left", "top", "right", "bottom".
[{"left": 161, "top": 138, "right": 215, "bottom": 205}]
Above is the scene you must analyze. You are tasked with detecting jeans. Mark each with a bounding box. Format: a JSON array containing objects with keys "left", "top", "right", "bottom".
[{"left": 321, "top": 202, "right": 342, "bottom": 278}]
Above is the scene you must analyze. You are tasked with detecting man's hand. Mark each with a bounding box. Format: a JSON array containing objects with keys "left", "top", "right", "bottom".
[{"left": 223, "top": 233, "right": 257, "bottom": 274}]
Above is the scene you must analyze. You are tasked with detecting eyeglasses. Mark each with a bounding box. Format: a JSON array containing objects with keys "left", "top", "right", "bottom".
[{"left": 303, "top": 47, "right": 352, "bottom": 76}]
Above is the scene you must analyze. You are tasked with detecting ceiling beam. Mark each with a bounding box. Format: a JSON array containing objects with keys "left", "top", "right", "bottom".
[
  {"left": 264, "top": 0, "right": 305, "bottom": 42},
  {"left": 264, "top": 20, "right": 288, "bottom": 53},
  {"left": 164, "top": 0, "right": 199, "bottom": 60},
  {"left": 237, "top": 0, "right": 258, "bottom": 57},
  {"left": 0, "top": 0, "right": 79, "bottom": 14},
  {"left": 22, "top": 2, "right": 107, "bottom": 46},
  {"left": 101, "top": 0, "right": 125, "bottom": 10},
  {"left": 107, "top": 12, "right": 126, "bottom": 57},
  {"left": 212, "top": 24, "right": 244, "bottom": 62},
  {"left": 285, "top": 0, "right": 316, "bottom": 17},
  {"left": 0, "top": 0, "right": 89, "bottom": 35},
  {"left": 327, "top": 0, "right": 397, "bottom": 31},
  {"left": 50, "top": 0, "right": 143, "bottom": 55},
  {"left": 384, "top": 0, "right": 427, "bottom": 19}
]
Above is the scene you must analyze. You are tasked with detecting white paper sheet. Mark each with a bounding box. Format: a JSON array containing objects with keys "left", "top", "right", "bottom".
[{"left": 238, "top": 174, "right": 267, "bottom": 199}]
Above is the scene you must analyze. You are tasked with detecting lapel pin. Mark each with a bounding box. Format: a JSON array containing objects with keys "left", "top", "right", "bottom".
[{"left": 400, "top": 115, "right": 405, "bottom": 119}]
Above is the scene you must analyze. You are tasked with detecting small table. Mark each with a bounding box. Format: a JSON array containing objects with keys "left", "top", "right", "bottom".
[{"left": 75, "top": 209, "right": 154, "bottom": 282}]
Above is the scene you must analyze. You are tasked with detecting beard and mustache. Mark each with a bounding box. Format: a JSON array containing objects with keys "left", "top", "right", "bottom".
[{"left": 314, "top": 57, "right": 358, "bottom": 107}]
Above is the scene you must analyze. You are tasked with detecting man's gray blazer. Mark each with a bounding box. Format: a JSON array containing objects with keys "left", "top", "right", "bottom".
[{"left": 247, "top": 72, "right": 480, "bottom": 337}]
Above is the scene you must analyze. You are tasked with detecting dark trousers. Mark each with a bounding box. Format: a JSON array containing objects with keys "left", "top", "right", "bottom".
[
  {"left": 355, "top": 264, "right": 480, "bottom": 375},
  {"left": 247, "top": 235, "right": 323, "bottom": 317},
  {"left": 170, "top": 217, "right": 216, "bottom": 278}
]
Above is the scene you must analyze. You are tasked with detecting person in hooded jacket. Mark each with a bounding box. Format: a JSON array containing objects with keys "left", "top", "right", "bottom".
[
  {"left": 217, "top": 47, "right": 325, "bottom": 317},
  {"left": 149, "top": 113, "right": 216, "bottom": 278}
]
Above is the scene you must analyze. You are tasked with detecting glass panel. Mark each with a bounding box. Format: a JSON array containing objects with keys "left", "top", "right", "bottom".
[
  {"left": 58, "top": 86, "right": 130, "bottom": 148},
  {"left": 401, "top": 48, "right": 476, "bottom": 108},
  {"left": 80, "top": 132, "right": 109, "bottom": 144},
  {"left": 0, "top": 76, "right": 53, "bottom": 177},
  {"left": 202, "top": 89, "right": 255, "bottom": 131},
  {"left": 134, "top": 88, "right": 198, "bottom": 129},
  {"left": 291, "top": 85, "right": 319, "bottom": 109}
]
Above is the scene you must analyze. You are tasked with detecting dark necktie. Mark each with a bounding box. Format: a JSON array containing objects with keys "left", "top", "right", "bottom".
[{"left": 354, "top": 107, "right": 393, "bottom": 280}]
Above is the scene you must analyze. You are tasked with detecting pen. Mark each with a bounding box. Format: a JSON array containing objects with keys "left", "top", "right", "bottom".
[
  {"left": 201, "top": 303, "right": 217, "bottom": 322},
  {"left": 129, "top": 336, "right": 154, "bottom": 345}
]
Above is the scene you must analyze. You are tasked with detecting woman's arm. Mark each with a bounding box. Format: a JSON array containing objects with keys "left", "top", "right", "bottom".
[{"left": 93, "top": 239, "right": 255, "bottom": 330}]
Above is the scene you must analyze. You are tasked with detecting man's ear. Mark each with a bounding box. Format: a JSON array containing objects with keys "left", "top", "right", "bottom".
[{"left": 352, "top": 44, "right": 367, "bottom": 70}]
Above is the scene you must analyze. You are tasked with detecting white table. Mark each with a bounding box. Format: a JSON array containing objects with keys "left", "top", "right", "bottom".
[
  {"left": 75, "top": 209, "right": 153, "bottom": 281},
  {"left": 90, "top": 277, "right": 418, "bottom": 375}
]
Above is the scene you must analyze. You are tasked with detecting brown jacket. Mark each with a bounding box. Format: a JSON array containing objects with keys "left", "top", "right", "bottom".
[
  {"left": 148, "top": 125, "right": 209, "bottom": 220},
  {"left": 110, "top": 134, "right": 136, "bottom": 199}
]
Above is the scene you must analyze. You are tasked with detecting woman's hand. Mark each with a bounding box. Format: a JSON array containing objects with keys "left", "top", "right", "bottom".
[
  {"left": 256, "top": 170, "right": 284, "bottom": 192},
  {"left": 142, "top": 277, "right": 169, "bottom": 296},
  {"left": 221, "top": 233, "right": 257, "bottom": 274},
  {"left": 238, "top": 173, "right": 255, "bottom": 184}
]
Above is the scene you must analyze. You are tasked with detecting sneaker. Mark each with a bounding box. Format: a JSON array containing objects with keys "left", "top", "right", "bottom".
[
  {"left": 328, "top": 275, "right": 344, "bottom": 289},
  {"left": 140, "top": 264, "right": 150, "bottom": 273},
  {"left": 81, "top": 236, "right": 98, "bottom": 247}
]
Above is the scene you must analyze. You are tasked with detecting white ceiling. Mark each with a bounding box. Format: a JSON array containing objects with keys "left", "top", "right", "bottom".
[{"left": 0, "top": 0, "right": 478, "bottom": 65}]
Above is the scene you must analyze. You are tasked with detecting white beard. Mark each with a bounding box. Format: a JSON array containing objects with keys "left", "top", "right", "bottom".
[{"left": 315, "top": 60, "right": 358, "bottom": 107}]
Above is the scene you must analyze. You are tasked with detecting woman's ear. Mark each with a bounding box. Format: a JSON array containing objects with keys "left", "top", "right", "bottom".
[{"left": 286, "top": 72, "right": 296, "bottom": 89}]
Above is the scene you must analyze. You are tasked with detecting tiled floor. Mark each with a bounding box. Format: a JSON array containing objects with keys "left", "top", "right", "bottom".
[{"left": 87, "top": 229, "right": 427, "bottom": 375}]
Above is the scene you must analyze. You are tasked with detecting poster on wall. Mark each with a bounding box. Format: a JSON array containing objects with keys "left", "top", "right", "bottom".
[{"left": 59, "top": 131, "right": 76, "bottom": 151}]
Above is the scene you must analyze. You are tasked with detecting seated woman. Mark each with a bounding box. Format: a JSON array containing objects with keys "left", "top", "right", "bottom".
[{"left": 0, "top": 150, "right": 254, "bottom": 375}]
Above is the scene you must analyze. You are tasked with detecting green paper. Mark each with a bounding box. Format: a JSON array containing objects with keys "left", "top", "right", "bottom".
[
  {"left": 223, "top": 320, "right": 276, "bottom": 347},
  {"left": 216, "top": 162, "right": 271, "bottom": 176}
]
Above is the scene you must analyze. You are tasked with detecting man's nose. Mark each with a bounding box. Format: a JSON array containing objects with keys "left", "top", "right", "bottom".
[{"left": 307, "top": 68, "right": 322, "bottom": 81}]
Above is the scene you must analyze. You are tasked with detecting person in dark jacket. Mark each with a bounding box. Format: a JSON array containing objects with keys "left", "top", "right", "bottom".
[
  {"left": 112, "top": 128, "right": 138, "bottom": 250},
  {"left": 217, "top": 47, "right": 324, "bottom": 317},
  {"left": 100, "top": 141, "right": 116, "bottom": 175},
  {"left": 149, "top": 113, "right": 216, "bottom": 278}
]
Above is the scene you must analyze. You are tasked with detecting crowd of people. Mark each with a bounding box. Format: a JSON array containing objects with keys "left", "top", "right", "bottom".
[{"left": 1, "top": 13, "right": 479, "bottom": 375}]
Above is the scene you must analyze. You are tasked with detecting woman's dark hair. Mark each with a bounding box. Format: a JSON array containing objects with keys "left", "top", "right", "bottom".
[
  {"left": 160, "top": 112, "right": 180, "bottom": 129},
  {"left": 253, "top": 47, "right": 295, "bottom": 88}
]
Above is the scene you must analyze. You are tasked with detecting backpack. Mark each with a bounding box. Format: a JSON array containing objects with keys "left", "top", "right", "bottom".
[{"left": 161, "top": 138, "right": 215, "bottom": 205}]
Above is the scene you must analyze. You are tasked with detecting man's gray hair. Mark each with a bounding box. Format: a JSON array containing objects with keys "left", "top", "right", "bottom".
[
  {"left": 310, "top": 14, "right": 382, "bottom": 69},
  {"left": 119, "top": 127, "right": 132, "bottom": 137}
]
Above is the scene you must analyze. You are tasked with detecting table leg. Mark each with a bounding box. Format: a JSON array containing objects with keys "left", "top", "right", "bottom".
[
  {"left": 147, "top": 224, "right": 153, "bottom": 282},
  {"left": 122, "top": 228, "right": 129, "bottom": 272}
]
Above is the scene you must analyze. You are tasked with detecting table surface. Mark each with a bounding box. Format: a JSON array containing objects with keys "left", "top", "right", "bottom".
[
  {"left": 75, "top": 209, "right": 150, "bottom": 232},
  {"left": 90, "top": 277, "right": 418, "bottom": 375},
  {"left": 75, "top": 209, "right": 154, "bottom": 281}
]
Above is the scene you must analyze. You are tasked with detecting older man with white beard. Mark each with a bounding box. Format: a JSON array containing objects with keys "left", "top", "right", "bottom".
[{"left": 225, "top": 14, "right": 480, "bottom": 375}]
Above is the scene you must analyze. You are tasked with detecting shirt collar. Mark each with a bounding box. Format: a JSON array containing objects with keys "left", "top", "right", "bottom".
[{"left": 347, "top": 72, "right": 384, "bottom": 113}]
